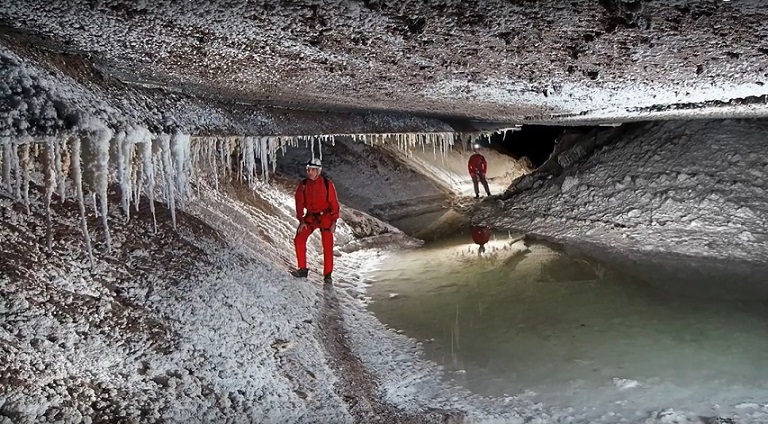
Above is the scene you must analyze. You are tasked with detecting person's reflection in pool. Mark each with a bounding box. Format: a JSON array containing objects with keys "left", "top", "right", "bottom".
[{"left": 471, "top": 225, "right": 492, "bottom": 254}]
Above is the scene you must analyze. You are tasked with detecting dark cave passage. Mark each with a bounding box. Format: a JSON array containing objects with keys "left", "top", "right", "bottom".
[{"left": 485, "top": 126, "right": 562, "bottom": 167}]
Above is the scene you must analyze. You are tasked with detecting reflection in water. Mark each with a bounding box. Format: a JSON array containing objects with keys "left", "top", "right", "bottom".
[{"left": 365, "top": 236, "right": 768, "bottom": 421}]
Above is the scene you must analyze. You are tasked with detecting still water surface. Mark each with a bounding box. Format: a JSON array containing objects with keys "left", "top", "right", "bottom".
[{"left": 365, "top": 235, "right": 768, "bottom": 420}]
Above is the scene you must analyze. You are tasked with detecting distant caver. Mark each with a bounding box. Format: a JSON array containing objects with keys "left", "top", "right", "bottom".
[{"left": 468, "top": 144, "right": 491, "bottom": 199}]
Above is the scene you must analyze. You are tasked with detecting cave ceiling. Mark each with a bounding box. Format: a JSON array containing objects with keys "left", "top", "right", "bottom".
[{"left": 2, "top": 0, "right": 768, "bottom": 125}]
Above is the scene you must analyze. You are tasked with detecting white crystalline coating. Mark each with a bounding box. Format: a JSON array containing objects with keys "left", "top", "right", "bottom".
[
  {"left": 171, "top": 132, "right": 191, "bottom": 203},
  {"left": 228, "top": 137, "right": 236, "bottom": 177},
  {"left": 43, "top": 141, "right": 55, "bottom": 250},
  {"left": 12, "top": 139, "right": 21, "bottom": 200},
  {"left": 426, "top": 78, "right": 768, "bottom": 120},
  {"left": 210, "top": 138, "right": 220, "bottom": 191},
  {"left": 20, "top": 143, "right": 30, "bottom": 213},
  {"left": 259, "top": 136, "right": 269, "bottom": 183},
  {"left": 91, "top": 192, "right": 98, "bottom": 217},
  {"left": 269, "top": 136, "right": 278, "bottom": 174},
  {"left": 321, "top": 132, "right": 458, "bottom": 163},
  {"left": 157, "top": 134, "right": 176, "bottom": 229},
  {"left": 223, "top": 136, "right": 235, "bottom": 177},
  {"left": 127, "top": 127, "right": 156, "bottom": 223},
  {"left": 114, "top": 131, "right": 131, "bottom": 217},
  {"left": 154, "top": 137, "right": 166, "bottom": 200},
  {"left": 139, "top": 140, "right": 157, "bottom": 232},
  {"left": 85, "top": 120, "right": 114, "bottom": 252},
  {"left": 132, "top": 156, "right": 141, "bottom": 211},
  {"left": 70, "top": 136, "right": 94, "bottom": 267},
  {"left": 1, "top": 138, "right": 11, "bottom": 192},
  {"left": 54, "top": 139, "right": 66, "bottom": 201},
  {"left": 309, "top": 135, "right": 315, "bottom": 160},
  {"left": 123, "top": 137, "right": 134, "bottom": 215},
  {"left": 243, "top": 136, "right": 255, "bottom": 185}
]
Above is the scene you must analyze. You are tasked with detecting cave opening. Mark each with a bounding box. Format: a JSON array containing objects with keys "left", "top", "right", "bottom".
[
  {"left": 483, "top": 125, "right": 603, "bottom": 168},
  {"left": 486, "top": 125, "right": 560, "bottom": 167}
]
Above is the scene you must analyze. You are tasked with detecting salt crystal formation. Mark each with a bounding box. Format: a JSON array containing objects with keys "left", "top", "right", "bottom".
[{"left": 0, "top": 127, "right": 507, "bottom": 264}]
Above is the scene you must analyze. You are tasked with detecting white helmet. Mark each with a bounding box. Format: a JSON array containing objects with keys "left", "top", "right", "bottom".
[{"left": 306, "top": 158, "right": 322, "bottom": 169}]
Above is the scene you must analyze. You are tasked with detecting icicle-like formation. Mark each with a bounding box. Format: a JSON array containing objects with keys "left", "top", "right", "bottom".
[
  {"left": 171, "top": 133, "right": 191, "bottom": 203},
  {"left": 114, "top": 131, "right": 131, "bottom": 218},
  {"left": 124, "top": 127, "right": 151, "bottom": 216},
  {"left": 1, "top": 139, "right": 10, "bottom": 193},
  {"left": 91, "top": 193, "right": 99, "bottom": 217},
  {"left": 123, "top": 137, "right": 135, "bottom": 216},
  {"left": 139, "top": 140, "right": 157, "bottom": 232},
  {"left": 270, "top": 137, "right": 279, "bottom": 175},
  {"left": 20, "top": 143, "right": 30, "bottom": 214},
  {"left": 210, "top": 138, "right": 220, "bottom": 191},
  {"left": 44, "top": 141, "right": 55, "bottom": 251},
  {"left": 132, "top": 156, "right": 141, "bottom": 211},
  {"left": 70, "top": 137, "right": 95, "bottom": 267},
  {"left": 237, "top": 138, "right": 244, "bottom": 181},
  {"left": 155, "top": 137, "right": 168, "bottom": 202},
  {"left": 54, "top": 139, "right": 66, "bottom": 202},
  {"left": 0, "top": 139, "right": 7, "bottom": 191},
  {"left": 89, "top": 125, "right": 113, "bottom": 252},
  {"left": 259, "top": 136, "right": 269, "bottom": 183},
  {"left": 226, "top": 137, "right": 237, "bottom": 178},
  {"left": 309, "top": 136, "right": 315, "bottom": 159},
  {"left": 158, "top": 134, "right": 177, "bottom": 229},
  {"left": 11, "top": 141, "right": 20, "bottom": 200},
  {"left": 206, "top": 136, "right": 217, "bottom": 187},
  {"left": 243, "top": 136, "right": 255, "bottom": 185},
  {"left": 219, "top": 137, "right": 229, "bottom": 179}
]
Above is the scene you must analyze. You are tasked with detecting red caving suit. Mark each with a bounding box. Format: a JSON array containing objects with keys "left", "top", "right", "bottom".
[{"left": 294, "top": 176, "right": 340, "bottom": 276}]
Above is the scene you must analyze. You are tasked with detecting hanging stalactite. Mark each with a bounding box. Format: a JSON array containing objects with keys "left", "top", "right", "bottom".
[{"left": 70, "top": 136, "right": 95, "bottom": 267}]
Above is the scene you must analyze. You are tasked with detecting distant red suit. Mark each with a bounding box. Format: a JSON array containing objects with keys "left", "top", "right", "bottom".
[
  {"left": 468, "top": 153, "right": 491, "bottom": 198},
  {"left": 468, "top": 153, "right": 487, "bottom": 177}
]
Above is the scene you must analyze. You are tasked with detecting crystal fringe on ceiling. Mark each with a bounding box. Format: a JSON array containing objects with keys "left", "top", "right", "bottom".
[{"left": 0, "top": 125, "right": 513, "bottom": 265}]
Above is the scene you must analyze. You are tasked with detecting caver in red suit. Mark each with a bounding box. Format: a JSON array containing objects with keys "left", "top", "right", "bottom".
[
  {"left": 292, "top": 158, "right": 340, "bottom": 284},
  {"left": 468, "top": 146, "right": 491, "bottom": 198}
]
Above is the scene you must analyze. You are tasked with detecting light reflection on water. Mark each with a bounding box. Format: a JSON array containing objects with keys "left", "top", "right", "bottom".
[{"left": 365, "top": 235, "right": 768, "bottom": 419}]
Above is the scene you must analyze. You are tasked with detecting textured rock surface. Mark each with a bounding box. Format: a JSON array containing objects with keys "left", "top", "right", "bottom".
[{"left": 2, "top": 0, "right": 768, "bottom": 124}]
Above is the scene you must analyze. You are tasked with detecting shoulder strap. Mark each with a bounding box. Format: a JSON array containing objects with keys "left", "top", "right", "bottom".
[{"left": 323, "top": 176, "right": 331, "bottom": 203}]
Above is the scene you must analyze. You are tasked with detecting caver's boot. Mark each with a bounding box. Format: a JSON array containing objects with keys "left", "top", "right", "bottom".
[
  {"left": 291, "top": 268, "right": 309, "bottom": 278},
  {"left": 323, "top": 273, "right": 333, "bottom": 285}
]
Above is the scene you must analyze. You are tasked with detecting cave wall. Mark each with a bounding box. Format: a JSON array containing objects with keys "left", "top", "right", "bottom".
[{"left": 477, "top": 118, "right": 768, "bottom": 262}]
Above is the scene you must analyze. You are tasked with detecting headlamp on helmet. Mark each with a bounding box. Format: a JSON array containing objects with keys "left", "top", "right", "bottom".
[{"left": 306, "top": 158, "right": 322, "bottom": 169}]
